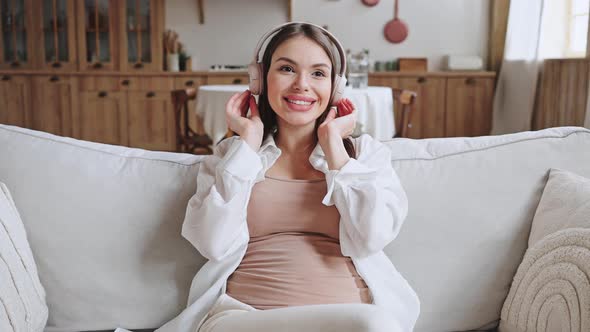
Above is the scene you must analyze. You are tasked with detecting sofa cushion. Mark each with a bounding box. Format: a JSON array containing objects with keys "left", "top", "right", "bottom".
[
  {"left": 0, "top": 182, "right": 48, "bottom": 332},
  {"left": 527, "top": 168, "right": 590, "bottom": 247},
  {"left": 382, "top": 127, "right": 590, "bottom": 331},
  {"left": 0, "top": 125, "right": 207, "bottom": 331}
]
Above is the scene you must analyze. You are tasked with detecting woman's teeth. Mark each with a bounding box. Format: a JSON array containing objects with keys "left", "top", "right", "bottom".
[{"left": 287, "top": 99, "right": 313, "bottom": 105}]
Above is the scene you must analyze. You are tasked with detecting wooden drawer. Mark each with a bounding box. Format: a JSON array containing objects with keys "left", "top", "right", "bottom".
[
  {"left": 206, "top": 75, "right": 249, "bottom": 85},
  {"left": 174, "top": 77, "right": 207, "bottom": 90},
  {"left": 118, "top": 76, "right": 174, "bottom": 91},
  {"left": 79, "top": 76, "right": 120, "bottom": 91}
]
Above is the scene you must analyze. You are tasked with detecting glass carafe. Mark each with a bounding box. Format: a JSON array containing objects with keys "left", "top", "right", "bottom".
[{"left": 347, "top": 49, "right": 369, "bottom": 89}]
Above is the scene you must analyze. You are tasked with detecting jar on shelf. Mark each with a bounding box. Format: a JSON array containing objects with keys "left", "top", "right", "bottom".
[{"left": 347, "top": 49, "right": 370, "bottom": 89}]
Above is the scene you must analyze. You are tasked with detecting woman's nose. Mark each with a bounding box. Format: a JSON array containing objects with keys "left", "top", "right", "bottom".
[{"left": 292, "top": 73, "right": 310, "bottom": 91}]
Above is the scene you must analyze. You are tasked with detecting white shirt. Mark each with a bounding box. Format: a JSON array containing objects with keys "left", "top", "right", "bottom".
[{"left": 148, "top": 133, "right": 420, "bottom": 332}]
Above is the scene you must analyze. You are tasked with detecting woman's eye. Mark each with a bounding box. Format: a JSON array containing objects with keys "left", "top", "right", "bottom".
[
  {"left": 279, "top": 65, "right": 325, "bottom": 78},
  {"left": 280, "top": 65, "right": 294, "bottom": 72}
]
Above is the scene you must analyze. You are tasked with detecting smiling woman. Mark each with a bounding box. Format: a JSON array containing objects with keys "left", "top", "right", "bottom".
[{"left": 163, "top": 22, "right": 420, "bottom": 332}]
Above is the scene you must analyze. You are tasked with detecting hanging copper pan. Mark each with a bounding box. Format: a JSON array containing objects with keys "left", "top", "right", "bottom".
[
  {"left": 361, "top": 0, "right": 380, "bottom": 7},
  {"left": 384, "top": 0, "right": 408, "bottom": 44}
]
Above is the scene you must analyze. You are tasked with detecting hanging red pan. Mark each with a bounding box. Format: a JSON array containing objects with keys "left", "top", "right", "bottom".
[
  {"left": 384, "top": 0, "right": 408, "bottom": 44},
  {"left": 361, "top": 0, "right": 379, "bottom": 7}
]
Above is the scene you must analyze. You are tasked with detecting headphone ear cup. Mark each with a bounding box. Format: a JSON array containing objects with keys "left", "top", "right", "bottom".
[
  {"left": 331, "top": 74, "right": 347, "bottom": 105},
  {"left": 248, "top": 62, "right": 264, "bottom": 95}
]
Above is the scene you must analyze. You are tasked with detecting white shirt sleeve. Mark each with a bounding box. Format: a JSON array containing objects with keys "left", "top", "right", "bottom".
[
  {"left": 322, "top": 135, "right": 409, "bottom": 258},
  {"left": 181, "top": 136, "right": 263, "bottom": 261}
]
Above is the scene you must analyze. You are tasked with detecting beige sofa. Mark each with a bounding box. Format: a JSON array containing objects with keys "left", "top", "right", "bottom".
[{"left": 1, "top": 124, "right": 589, "bottom": 332}]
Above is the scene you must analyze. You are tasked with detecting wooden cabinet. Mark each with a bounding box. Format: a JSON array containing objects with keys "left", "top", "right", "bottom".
[
  {"left": 127, "top": 90, "right": 175, "bottom": 151},
  {"left": 0, "top": 74, "right": 31, "bottom": 127},
  {"left": 0, "top": 71, "right": 496, "bottom": 153},
  {"left": 78, "top": 90, "right": 127, "bottom": 145},
  {"left": 123, "top": 76, "right": 175, "bottom": 151},
  {"left": 0, "top": 0, "right": 35, "bottom": 70},
  {"left": 397, "top": 76, "right": 446, "bottom": 139},
  {"left": 75, "top": 0, "right": 164, "bottom": 72},
  {"left": 370, "top": 72, "right": 495, "bottom": 138},
  {"left": 446, "top": 77, "right": 494, "bottom": 137},
  {"left": 31, "top": 74, "right": 78, "bottom": 137},
  {"left": 2, "top": 0, "right": 165, "bottom": 72},
  {"left": 118, "top": 0, "right": 164, "bottom": 72},
  {"left": 76, "top": 0, "right": 119, "bottom": 71},
  {"left": 76, "top": 75, "right": 175, "bottom": 150},
  {"left": 35, "top": 0, "right": 78, "bottom": 71}
]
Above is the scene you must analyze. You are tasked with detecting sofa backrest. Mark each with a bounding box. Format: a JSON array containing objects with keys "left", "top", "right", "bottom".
[
  {"left": 1, "top": 124, "right": 589, "bottom": 332},
  {"left": 0, "top": 125, "right": 206, "bottom": 331},
  {"left": 383, "top": 126, "right": 590, "bottom": 331}
]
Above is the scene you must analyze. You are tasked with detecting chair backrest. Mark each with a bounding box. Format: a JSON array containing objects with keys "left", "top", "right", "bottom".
[
  {"left": 171, "top": 88, "right": 212, "bottom": 154},
  {"left": 392, "top": 88, "right": 417, "bottom": 138}
]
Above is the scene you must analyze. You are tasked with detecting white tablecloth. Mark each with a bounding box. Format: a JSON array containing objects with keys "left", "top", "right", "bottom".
[{"left": 196, "top": 85, "right": 394, "bottom": 146}]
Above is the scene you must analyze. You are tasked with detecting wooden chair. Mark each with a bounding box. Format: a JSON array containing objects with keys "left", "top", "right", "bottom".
[
  {"left": 171, "top": 88, "right": 213, "bottom": 154},
  {"left": 392, "top": 88, "right": 417, "bottom": 138}
]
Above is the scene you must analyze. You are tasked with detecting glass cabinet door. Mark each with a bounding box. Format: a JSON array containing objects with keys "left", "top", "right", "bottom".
[
  {"left": 0, "top": 0, "right": 34, "bottom": 69},
  {"left": 121, "top": 0, "right": 162, "bottom": 71},
  {"left": 39, "top": 0, "right": 77, "bottom": 70},
  {"left": 78, "top": 0, "right": 117, "bottom": 70}
]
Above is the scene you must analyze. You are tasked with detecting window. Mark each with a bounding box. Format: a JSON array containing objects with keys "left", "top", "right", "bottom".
[{"left": 566, "top": 0, "right": 589, "bottom": 57}]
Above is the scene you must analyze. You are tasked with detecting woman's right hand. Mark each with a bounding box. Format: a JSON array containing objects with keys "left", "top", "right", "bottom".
[{"left": 225, "top": 89, "right": 264, "bottom": 152}]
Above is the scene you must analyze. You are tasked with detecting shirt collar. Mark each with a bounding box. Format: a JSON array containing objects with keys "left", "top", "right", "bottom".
[{"left": 257, "top": 133, "right": 329, "bottom": 174}]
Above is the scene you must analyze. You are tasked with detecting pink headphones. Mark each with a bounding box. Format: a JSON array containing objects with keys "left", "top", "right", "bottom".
[{"left": 248, "top": 22, "right": 348, "bottom": 105}]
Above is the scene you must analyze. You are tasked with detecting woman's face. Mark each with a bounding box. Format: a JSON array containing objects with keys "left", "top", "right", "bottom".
[{"left": 266, "top": 36, "right": 333, "bottom": 130}]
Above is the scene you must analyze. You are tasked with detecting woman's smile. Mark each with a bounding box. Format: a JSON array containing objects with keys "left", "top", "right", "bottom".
[{"left": 283, "top": 95, "right": 317, "bottom": 112}]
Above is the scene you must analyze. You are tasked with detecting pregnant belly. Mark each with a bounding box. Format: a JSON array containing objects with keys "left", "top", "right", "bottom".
[{"left": 226, "top": 232, "right": 371, "bottom": 309}]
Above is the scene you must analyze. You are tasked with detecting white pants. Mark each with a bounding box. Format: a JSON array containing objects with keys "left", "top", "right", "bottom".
[{"left": 197, "top": 294, "right": 403, "bottom": 332}]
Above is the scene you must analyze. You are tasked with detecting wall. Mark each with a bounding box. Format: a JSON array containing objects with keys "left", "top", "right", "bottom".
[{"left": 165, "top": 0, "right": 489, "bottom": 71}]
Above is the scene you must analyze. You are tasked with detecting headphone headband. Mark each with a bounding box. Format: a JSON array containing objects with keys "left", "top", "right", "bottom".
[{"left": 252, "top": 21, "right": 347, "bottom": 77}]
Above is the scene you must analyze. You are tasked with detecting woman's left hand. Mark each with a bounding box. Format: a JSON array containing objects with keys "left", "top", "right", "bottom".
[
  {"left": 317, "top": 98, "right": 357, "bottom": 170},
  {"left": 317, "top": 98, "right": 358, "bottom": 143}
]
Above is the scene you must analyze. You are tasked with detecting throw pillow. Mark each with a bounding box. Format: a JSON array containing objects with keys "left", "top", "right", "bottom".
[
  {"left": 500, "top": 168, "right": 590, "bottom": 332},
  {"left": 500, "top": 228, "right": 590, "bottom": 332},
  {"left": 528, "top": 168, "right": 590, "bottom": 247},
  {"left": 0, "top": 182, "right": 48, "bottom": 332}
]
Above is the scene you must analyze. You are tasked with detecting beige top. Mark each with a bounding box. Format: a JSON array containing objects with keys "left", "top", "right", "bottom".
[{"left": 226, "top": 175, "right": 371, "bottom": 310}]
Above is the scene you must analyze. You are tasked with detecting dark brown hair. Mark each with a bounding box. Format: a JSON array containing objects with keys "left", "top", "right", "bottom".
[{"left": 257, "top": 23, "right": 356, "bottom": 158}]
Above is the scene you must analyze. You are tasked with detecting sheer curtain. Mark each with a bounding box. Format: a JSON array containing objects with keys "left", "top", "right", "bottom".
[{"left": 491, "top": 0, "right": 546, "bottom": 135}]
